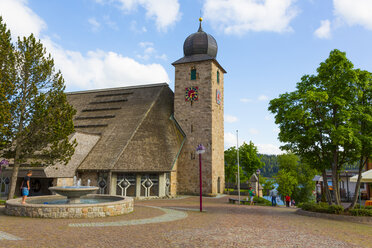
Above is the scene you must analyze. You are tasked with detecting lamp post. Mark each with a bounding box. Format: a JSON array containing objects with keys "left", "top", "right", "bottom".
[
  {"left": 256, "top": 169, "right": 261, "bottom": 198},
  {"left": 345, "top": 170, "right": 350, "bottom": 202},
  {"left": 236, "top": 130, "right": 240, "bottom": 204},
  {"left": 0, "top": 159, "right": 9, "bottom": 175},
  {"left": 196, "top": 144, "right": 205, "bottom": 212}
]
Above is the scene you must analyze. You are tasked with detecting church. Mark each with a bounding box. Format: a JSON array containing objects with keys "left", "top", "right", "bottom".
[{"left": 0, "top": 19, "right": 226, "bottom": 198}]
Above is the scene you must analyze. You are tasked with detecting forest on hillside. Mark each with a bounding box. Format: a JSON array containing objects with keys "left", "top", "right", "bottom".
[
  {"left": 258, "top": 154, "right": 359, "bottom": 178},
  {"left": 258, "top": 154, "right": 279, "bottom": 178}
]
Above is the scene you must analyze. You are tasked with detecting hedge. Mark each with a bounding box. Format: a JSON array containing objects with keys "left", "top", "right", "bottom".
[
  {"left": 299, "top": 202, "right": 344, "bottom": 214},
  {"left": 349, "top": 209, "right": 372, "bottom": 217}
]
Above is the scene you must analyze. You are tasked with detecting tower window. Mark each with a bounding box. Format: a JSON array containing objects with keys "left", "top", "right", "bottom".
[
  {"left": 217, "top": 70, "right": 220, "bottom": 84},
  {"left": 191, "top": 68, "right": 196, "bottom": 80}
]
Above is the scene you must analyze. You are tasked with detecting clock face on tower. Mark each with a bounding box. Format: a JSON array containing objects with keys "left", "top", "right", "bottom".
[{"left": 185, "top": 86, "right": 199, "bottom": 102}]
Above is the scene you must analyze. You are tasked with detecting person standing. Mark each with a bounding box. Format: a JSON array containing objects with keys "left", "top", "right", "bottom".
[
  {"left": 270, "top": 189, "right": 277, "bottom": 206},
  {"left": 248, "top": 187, "right": 255, "bottom": 205},
  {"left": 285, "top": 195, "right": 291, "bottom": 207},
  {"left": 20, "top": 170, "right": 32, "bottom": 204},
  {"left": 316, "top": 182, "right": 322, "bottom": 203}
]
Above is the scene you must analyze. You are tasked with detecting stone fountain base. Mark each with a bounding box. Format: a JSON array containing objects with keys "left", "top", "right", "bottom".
[{"left": 5, "top": 194, "right": 134, "bottom": 218}]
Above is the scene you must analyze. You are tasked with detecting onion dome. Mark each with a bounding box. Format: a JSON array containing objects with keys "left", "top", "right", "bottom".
[{"left": 183, "top": 17, "right": 218, "bottom": 58}]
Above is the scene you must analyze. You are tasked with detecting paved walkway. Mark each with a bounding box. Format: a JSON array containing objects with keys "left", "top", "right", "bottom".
[
  {"left": 0, "top": 196, "right": 371, "bottom": 248},
  {"left": 69, "top": 206, "right": 187, "bottom": 227}
]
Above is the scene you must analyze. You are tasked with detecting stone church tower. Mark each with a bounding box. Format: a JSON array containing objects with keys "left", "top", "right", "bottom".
[{"left": 172, "top": 19, "right": 226, "bottom": 195}]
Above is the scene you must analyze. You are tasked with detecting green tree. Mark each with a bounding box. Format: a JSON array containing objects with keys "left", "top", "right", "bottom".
[
  {"left": 259, "top": 176, "right": 275, "bottom": 195},
  {"left": 269, "top": 49, "right": 367, "bottom": 205},
  {"left": 239, "top": 141, "right": 264, "bottom": 179},
  {"left": 348, "top": 70, "right": 372, "bottom": 209},
  {"left": 276, "top": 170, "right": 297, "bottom": 197},
  {"left": 0, "top": 17, "right": 15, "bottom": 149},
  {"left": 275, "top": 153, "right": 316, "bottom": 203},
  {"left": 0, "top": 29, "right": 77, "bottom": 199},
  {"left": 224, "top": 147, "right": 247, "bottom": 188}
]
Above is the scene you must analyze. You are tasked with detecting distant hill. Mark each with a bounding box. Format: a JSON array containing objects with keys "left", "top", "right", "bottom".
[
  {"left": 258, "top": 154, "right": 279, "bottom": 178},
  {"left": 258, "top": 154, "right": 359, "bottom": 178}
]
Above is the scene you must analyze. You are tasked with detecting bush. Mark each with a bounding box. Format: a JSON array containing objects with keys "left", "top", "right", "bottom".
[
  {"left": 253, "top": 196, "right": 271, "bottom": 206},
  {"left": 349, "top": 209, "right": 372, "bottom": 217},
  {"left": 354, "top": 204, "right": 372, "bottom": 210},
  {"left": 327, "top": 205, "right": 344, "bottom": 214},
  {"left": 0, "top": 200, "right": 5, "bottom": 205},
  {"left": 300, "top": 202, "right": 343, "bottom": 214}
]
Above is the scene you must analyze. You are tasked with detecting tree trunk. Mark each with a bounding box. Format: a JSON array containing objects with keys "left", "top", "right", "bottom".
[
  {"left": 347, "top": 157, "right": 366, "bottom": 210},
  {"left": 7, "top": 145, "right": 21, "bottom": 199},
  {"left": 332, "top": 151, "right": 341, "bottom": 205},
  {"left": 322, "top": 169, "right": 332, "bottom": 205}
]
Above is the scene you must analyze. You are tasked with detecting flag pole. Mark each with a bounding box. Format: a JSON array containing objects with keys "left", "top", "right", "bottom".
[{"left": 237, "top": 130, "right": 240, "bottom": 204}]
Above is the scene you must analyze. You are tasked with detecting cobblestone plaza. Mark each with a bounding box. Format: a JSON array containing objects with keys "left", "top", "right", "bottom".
[{"left": 1, "top": 196, "right": 371, "bottom": 248}]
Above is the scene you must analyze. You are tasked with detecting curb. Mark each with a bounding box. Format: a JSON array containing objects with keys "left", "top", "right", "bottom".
[{"left": 296, "top": 209, "right": 372, "bottom": 226}]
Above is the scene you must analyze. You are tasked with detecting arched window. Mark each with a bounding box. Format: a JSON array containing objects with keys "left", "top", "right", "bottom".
[{"left": 217, "top": 70, "right": 220, "bottom": 84}]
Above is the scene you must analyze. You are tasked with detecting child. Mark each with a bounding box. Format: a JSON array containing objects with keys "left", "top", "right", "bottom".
[
  {"left": 285, "top": 195, "right": 291, "bottom": 207},
  {"left": 20, "top": 170, "right": 32, "bottom": 204}
]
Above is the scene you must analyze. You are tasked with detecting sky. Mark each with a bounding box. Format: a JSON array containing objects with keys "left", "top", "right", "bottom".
[{"left": 1, "top": 0, "right": 372, "bottom": 155}]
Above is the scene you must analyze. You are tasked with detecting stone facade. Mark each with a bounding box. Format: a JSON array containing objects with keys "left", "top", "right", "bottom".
[
  {"left": 174, "top": 60, "right": 225, "bottom": 195},
  {"left": 5, "top": 195, "right": 133, "bottom": 218}
]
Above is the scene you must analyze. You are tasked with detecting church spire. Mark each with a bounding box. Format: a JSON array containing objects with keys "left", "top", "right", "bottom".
[{"left": 198, "top": 17, "right": 203, "bottom": 32}]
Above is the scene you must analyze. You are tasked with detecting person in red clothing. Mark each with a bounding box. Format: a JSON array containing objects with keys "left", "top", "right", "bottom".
[{"left": 285, "top": 195, "right": 291, "bottom": 207}]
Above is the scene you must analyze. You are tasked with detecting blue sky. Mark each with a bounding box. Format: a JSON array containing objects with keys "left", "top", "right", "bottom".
[{"left": 1, "top": 0, "right": 372, "bottom": 154}]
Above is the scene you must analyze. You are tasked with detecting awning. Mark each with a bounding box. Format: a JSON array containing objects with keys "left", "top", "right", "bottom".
[{"left": 350, "top": 170, "right": 372, "bottom": 183}]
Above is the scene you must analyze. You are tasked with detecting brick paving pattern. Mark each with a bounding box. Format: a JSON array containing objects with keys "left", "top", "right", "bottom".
[{"left": 0, "top": 196, "right": 371, "bottom": 248}]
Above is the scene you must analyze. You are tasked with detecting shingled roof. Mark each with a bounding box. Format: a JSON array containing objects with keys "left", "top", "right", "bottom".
[{"left": 66, "top": 83, "right": 185, "bottom": 172}]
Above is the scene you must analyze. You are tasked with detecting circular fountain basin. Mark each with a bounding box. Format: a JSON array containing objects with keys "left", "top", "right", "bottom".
[
  {"left": 49, "top": 186, "right": 99, "bottom": 204},
  {"left": 5, "top": 194, "right": 134, "bottom": 218}
]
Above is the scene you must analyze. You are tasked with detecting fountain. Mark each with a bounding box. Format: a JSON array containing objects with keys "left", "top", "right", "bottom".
[
  {"left": 48, "top": 177, "right": 99, "bottom": 204},
  {"left": 5, "top": 176, "right": 134, "bottom": 218}
]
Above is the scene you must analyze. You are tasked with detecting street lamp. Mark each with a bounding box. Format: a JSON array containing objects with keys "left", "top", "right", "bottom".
[
  {"left": 0, "top": 159, "right": 9, "bottom": 174},
  {"left": 256, "top": 169, "right": 261, "bottom": 198},
  {"left": 196, "top": 144, "right": 205, "bottom": 212},
  {"left": 345, "top": 170, "right": 350, "bottom": 202}
]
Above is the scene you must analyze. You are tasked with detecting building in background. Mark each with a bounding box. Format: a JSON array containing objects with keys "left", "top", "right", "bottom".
[{"left": 0, "top": 20, "right": 225, "bottom": 198}]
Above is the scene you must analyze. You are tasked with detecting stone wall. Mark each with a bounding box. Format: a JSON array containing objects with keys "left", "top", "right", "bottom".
[{"left": 5, "top": 195, "right": 133, "bottom": 218}]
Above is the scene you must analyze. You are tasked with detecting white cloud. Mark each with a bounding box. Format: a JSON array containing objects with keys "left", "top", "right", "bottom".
[
  {"left": 2, "top": 0, "right": 170, "bottom": 91},
  {"left": 156, "top": 54, "right": 168, "bottom": 60},
  {"left": 256, "top": 144, "right": 283, "bottom": 155},
  {"left": 334, "top": 0, "right": 372, "bottom": 30},
  {"left": 258, "top": 95, "right": 269, "bottom": 101},
  {"left": 43, "top": 37, "right": 169, "bottom": 90},
  {"left": 203, "top": 0, "right": 299, "bottom": 35},
  {"left": 240, "top": 98, "right": 253, "bottom": 103},
  {"left": 225, "top": 114, "right": 239, "bottom": 123},
  {"left": 88, "top": 18, "right": 101, "bottom": 32},
  {"left": 248, "top": 128, "right": 259, "bottom": 135},
  {"left": 96, "top": 0, "right": 181, "bottom": 31},
  {"left": 225, "top": 131, "right": 244, "bottom": 148},
  {"left": 136, "top": 41, "right": 167, "bottom": 61},
  {"left": 0, "top": 0, "right": 47, "bottom": 39},
  {"left": 314, "top": 20, "right": 331, "bottom": 39}
]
